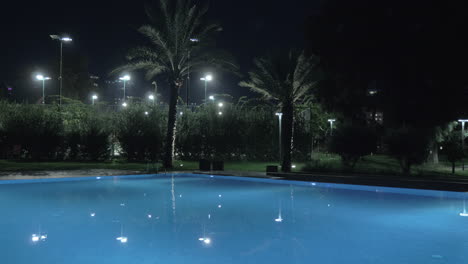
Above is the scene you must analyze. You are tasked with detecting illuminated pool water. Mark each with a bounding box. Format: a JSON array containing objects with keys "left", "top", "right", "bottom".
[{"left": 1, "top": 174, "right": 467, "bottom": 264}]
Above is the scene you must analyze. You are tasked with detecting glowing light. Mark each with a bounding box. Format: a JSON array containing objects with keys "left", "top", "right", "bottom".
[
  {"left": 92, "top": 95, "right": 98, "bottom": 100},
  {"left": 292, "top": 164, "right": 296, "bottom": 169},
  {"left": 32, "top": 234, "right": 47, "bottom": 242},
  {"left": 190, "top": 38, "right": 199, "bottom": 42},
  {"left": 218, "top": 204, "right": 222, "bottom": 208},
  {"left": 31, "top": 234, "right": 40, "bottom": 242},
  {"left": 274, "top": 217, "right": 283, "bottom": 222},
  {"left": 198, "top": 237, "right": 205, "bottom": 241},
  {"left": 311, "top": 182, "right": 316, "bottom": 186},
  {"left": 209, "top": 95, "right": 215, "bottom": 100},
  {"left": 218, "top": 112, "right": 223, "bottom": 116},
  {"left": 208, "top": 214, "right": 211, "bottom": 219},
  {"left": 36, "top": 75, "right": 50, "bottom": 81},
  {"left": 147, "top": 214, "right": 152, "bottom": 219},
  {"left": 460, "top": 212, "right": 468, "bottom": 217},
  {"left": 218, "top": 194, "right": 222, "bottom": 197},
  {"left": 96, "top": 177, "right": 101, "bottom": 180},
  {"left": 203, "top": 238, "right": 211, "bottom": 244},
  {"left": 180, "top": 164, "right": 184, "bottom": 167},
  {"left": 90, "top": 212, "right": 96, "bottom": 217},
  {"left": 119, "top": 75, "right": 131, "bottom": 81},
  {"left": 205, "top": 75, "right": 213, "bottom": 81},
  {"left": 116, "top": 236, "right": 128, "bottom": 243},
  {"left": 275, "top": 112, "right": 283, "bottom": 117},
  {"left": 180, "top": 112, "right": 183, "bottom": 115},
  {"left": 120, "top": 203, "right": 125, "bottom": 207},
  {"left": 122, "top": 102, "right": 128, "bottom": 107},
  {"left": 218, "top": 102, "right": 223, "bottom": 107},
  {"left": 145, "top": 111, "right": 149, "bottom": 116},
  {"left": 148, "top": 94, "right": 155, "bottom": 100},
  {"left": 179, "top": 194, "right": 182, "bottom": 198},
  {"left": 61, "top": 37, "right": 72, "bottom": 42}
]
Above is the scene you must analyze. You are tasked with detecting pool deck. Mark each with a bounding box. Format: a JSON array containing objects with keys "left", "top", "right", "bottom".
[
  {"left": 1, "top": 169, "right": 467, "bottom": 192},
  {"left": 0, "top": 169, "right": 146, "bottom": 181}
]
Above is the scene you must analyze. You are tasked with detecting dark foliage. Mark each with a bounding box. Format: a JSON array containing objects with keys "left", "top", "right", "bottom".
[{"left": 329, "top": 123, "right": 378, "bottom": 168}]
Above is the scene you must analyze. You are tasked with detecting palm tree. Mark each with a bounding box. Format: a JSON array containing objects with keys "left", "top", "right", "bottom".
[
  {"left": 240, "top": 51, "right": 320, "bottom": 172},
  {"left": 113, "top": 0, "right": 236, "bottom": 168}
]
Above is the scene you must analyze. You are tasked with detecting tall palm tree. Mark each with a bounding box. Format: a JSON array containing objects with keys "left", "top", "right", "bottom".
[
  {"left": 113, "top": 0, "right": 236, "bottom": 168},
  {"left": 240, "top": 51, "right": 320, "bottom": 172}
]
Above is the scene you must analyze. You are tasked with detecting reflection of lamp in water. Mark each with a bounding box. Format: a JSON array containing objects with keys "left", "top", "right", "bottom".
[
  {"left": 31, "top": 234, "right": 47, "bottom": 243},
  {"left": 460, "top": 199, "right": 468, "bottom": 217},
  {"left": 116, "top": 224, "right": 128, "bottom": 243},
  {"left": 275, "top": 208, "right": 283, "bottom": 222}
]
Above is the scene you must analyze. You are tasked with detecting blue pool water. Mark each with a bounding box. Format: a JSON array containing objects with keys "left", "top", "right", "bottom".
[{"left": 1, "top": 173, "right": 467, "bottom": 264}]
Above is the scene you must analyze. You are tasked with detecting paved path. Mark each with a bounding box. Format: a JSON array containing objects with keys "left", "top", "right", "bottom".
[{"left": 0, "top": 169, "right": 145, "bottom": 181}]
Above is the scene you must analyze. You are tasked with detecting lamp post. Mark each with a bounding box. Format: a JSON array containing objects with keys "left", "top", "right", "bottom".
[
  {"left": 458, "top": 119, "right": 468, "bottom": 170},
  {"left": 119, "top": 75, "right": 130, "bottom": 100},
  {"left": 276, "top": 113, "right": 283, "bottom": 163},
  {"left": 92, "top": 94, "right": 98, "bottom": 105},
  {"left": 328, "top": 119, "right": 336, "bottom": 136},
  {"left": 36, "top": 75, "right": 51, "bottom": 104},
  {"left": 200, "top": 74, "right": 212, "bottom": 103},
  {"left": 50, "top": 35, "right": 72, "bottom": 106},
  {"left": 151, "top": 81, "right": 158, "bottom": 105}
]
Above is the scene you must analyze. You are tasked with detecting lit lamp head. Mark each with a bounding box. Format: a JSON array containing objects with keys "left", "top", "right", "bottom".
[
  {"left": 458, "top": 119, "right": 468, "bottom": 123},
  {"left": 275, "top": 112, "right": 283, "bottom": 117},
  {"left": 122, "top": 102, "right": 128, "bottom": 107},
  {"left": 209, "top": 95, "right": 215, "bottom": 101},
  {"left": 36, "top": 75, "right": 51, "bottom": 81},
  {"left": 61, "top": 37, "right": 72, "bottom": 42},
  {"left": 92, "top": 95, "right": 98, "bottom": 100},
  {"left": 148, "top": 94, "right": 155, "bottom": 100},
  {"left": 218, "top": 102, "right": 223, "bottom": 107},
  {"left": 119, "top": 75, "right": 131, "bottom": 81},
  {"left": 328, "top": 119, "right": 336, "bottom": 123}
]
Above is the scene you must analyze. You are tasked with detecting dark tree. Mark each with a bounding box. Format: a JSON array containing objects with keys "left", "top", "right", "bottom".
[
  {"left": 306, "top": 0, "right": 468, "bottom": 127},
  {"left": 113, "top": 0, "right": 236, "bottom": 168},
  {"left": 240, "top": 51, "right": 321, "bottom": 172}
]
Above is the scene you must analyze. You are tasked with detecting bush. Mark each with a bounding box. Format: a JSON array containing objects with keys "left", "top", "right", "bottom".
[
  {"left": 2, "top": 104, "right": 64, "bottom": 160},
  {"left": 114, "top": 104, "right": 165, "bottom": 161},
  {"left": 385, "top": 127, "right": 430, "bottom": 175},
  {"left": 329, "top": 123, "right": 377, "bottom": 168}
]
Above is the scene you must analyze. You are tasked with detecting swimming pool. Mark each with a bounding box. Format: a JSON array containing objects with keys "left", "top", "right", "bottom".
[{"left": 0, "top": 173, "right": 467, "bottom": 264}]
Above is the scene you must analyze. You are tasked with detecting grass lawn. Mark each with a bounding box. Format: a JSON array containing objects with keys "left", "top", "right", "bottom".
[
  {"left": 303, "top": 153, "right": 468, "bottom": 178},
  {"left": 0, "top": 160, "right": 306, "bottom": 173}
]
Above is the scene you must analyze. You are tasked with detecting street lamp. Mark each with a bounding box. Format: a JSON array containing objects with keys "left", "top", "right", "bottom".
[
  {"left": 50, "top": 34, "right": 72, "bottom": 106},
  {"left": 218, "top": 102, "right": 223, "bottom": 108},
  {"left": 92, "top": 94, "right": 98, "bottom": 105},
  {"left": 218, "top": 111, "right": 223, "bottom": 116},
  {"left": 276, "top": 113, "right": 283, "bottom": 163},
  {"left": 458, "top": 119, "right": 468, "bottom": 170},
  {"left": 200, "top": 74, "right": 212, "bottom": 103},
  {"left": 36, "top": 74, "right": 51, "bottom": 104},
  {"left": 122, "top": 102, "right": 128, "bottom": 108},
  {"left": 119, "top": 75, "right": 131, "bottom": 100},
  {"left": 328, "top": 119, "right": 336, "bottom": 135},
  {"left": 209, "top": 95, "right": 215, "bottom": 101},
  {"left": 151, "top": 81, "right": 158, "bottom": 105}
]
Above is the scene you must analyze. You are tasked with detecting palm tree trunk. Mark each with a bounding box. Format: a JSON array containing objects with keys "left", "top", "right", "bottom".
[
  {"left": 163, "top": 81, "right": 180, "bottom": 168},
  {"left": 281, "top": 103, "right": 294, "bottom": 172}
]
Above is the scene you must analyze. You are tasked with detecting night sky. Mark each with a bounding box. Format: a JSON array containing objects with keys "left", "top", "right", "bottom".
[{"left": 0, "top": 0, "right": 319, "bottom": 103}]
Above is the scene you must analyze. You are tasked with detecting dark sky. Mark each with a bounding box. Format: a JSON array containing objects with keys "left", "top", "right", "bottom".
[{"left": 0, "top": 0, "right": 319, "bottom": 103}]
